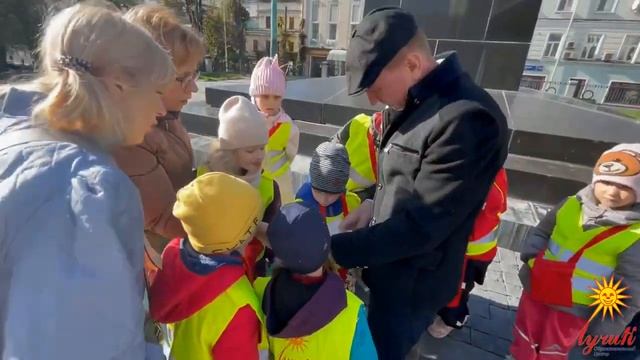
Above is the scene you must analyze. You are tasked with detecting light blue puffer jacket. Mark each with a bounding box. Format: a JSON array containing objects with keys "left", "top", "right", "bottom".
[{"left": 0, "top": 88, "right": 146, "bottom": 359}]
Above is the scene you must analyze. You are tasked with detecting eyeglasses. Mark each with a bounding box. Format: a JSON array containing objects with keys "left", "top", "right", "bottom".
[{"left": 176, "top": 71, "right": 200, "bottom": 90}]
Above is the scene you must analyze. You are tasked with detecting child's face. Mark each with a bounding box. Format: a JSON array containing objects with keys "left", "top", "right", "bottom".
[
  {"left": 312, "top": 188, "right": 342, "bottom": 207},
  {"left": 594, "top": 181, "right": 637, "bottom": 210},
  {"left": 233, "top": 145, "right": 266, "bottom": 174},
  {"left": 255, "top": 94, "right": 283, "bottom": 116}
]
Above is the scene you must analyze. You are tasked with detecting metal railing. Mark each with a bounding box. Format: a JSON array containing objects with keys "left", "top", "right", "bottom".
[{"left": 519, "top": 78, "right": 640, "bottom": 108}]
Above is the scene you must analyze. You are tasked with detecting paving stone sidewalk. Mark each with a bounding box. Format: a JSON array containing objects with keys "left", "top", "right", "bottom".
[{"left": 408, "top": 247, "right": 523, "bottom": 360}]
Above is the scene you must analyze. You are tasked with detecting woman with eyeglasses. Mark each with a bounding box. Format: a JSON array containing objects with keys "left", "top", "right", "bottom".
[
  {"left": 0, "top": 3, "right": 175, "bottom": 358},
  {"left": 113, "top": 4, "right": 205, "bottom": 281}
]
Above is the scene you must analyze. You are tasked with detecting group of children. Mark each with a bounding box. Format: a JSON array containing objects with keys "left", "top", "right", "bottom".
[
  {"left": 133, "top": 7, "right": 640, "bottom": 359},
  {"left": 146, "top": 51, "right": 377, "bottom": 360}
]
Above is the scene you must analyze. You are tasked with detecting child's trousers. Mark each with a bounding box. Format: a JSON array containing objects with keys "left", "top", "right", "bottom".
[{"left": 510, "top": 292, "right": 587, "bottom": 360}]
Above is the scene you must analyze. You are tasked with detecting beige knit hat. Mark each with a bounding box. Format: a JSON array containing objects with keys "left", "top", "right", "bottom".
[
  {"left": 593, "top": 143, "right": 640, "bottom": 199},
  {"left": 218, "top": 96, "right": 268, "bottom": 150}
]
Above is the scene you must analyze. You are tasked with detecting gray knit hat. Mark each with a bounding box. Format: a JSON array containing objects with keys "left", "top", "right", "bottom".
[{"left": 309, "top": 142, "right": 351, "bottom": 194}]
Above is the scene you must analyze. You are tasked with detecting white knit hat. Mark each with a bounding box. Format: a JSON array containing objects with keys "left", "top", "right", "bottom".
[
  {"left": 593, "top": 143, "right": 640, "bottom": 199},
  {"left": 218, "top": 96, "right": 268, "bottom": 150}
]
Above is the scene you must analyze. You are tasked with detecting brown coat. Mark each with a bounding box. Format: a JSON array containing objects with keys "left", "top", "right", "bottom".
[{"left": 113, "top": 112, "right": 194, "bottom": 240}]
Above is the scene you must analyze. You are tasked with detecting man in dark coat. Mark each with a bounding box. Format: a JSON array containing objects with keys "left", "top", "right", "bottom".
[{"left": 330, "top": 7, "right": 509, "bottom": 359}]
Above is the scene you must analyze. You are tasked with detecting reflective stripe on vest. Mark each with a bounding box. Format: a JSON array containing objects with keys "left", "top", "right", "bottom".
[
  {"left": 465, "top": 172, "right": 507, "bottom": 257},
  {"left": 528, "top": 196, "right": 640, "bottom": 305},
  {"left": 466, "top": 227, "right": 499, "bottom": 256},
  {"left": 167, "top": 276, "right": 266, "bottom": 359},
  {"left": 264, "top": 122, "right": 292, "bottom": 179},
  {"left": 253, "top": 277, "right": 361, "bottom": 360},
  {"left": 344, "top": 114, "right": 377, "bottom": 192}
]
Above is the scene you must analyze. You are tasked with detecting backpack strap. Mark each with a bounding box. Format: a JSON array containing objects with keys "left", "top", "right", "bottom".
[{"left": 568, "top": 225, "right": 631, "bottom": 264}]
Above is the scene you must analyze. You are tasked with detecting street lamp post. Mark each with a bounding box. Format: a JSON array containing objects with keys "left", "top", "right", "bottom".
[{"left": 271, "top": 0, "right": 277, "bottom": 57}]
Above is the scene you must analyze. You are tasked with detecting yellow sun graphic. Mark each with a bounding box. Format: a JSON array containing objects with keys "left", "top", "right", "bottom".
[
  {"left": 278, "top": 337, "right": 309, "bottom": 360},
  {"left": 587, "top": 276, "right": 631, "bottom": 323}
]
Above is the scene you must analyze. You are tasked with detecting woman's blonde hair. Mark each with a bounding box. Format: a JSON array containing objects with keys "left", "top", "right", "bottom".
[
  {"left": 124, "top": 4, "right": 205, "bottom": 68},
  {"left": 3, "top": 2, "right": 175, "bottom": 146}
]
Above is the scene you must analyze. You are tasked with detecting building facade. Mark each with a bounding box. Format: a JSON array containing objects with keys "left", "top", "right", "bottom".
[
  {"left": 243, "top": 0, "right": 304, "bottom": 69},
  {"left": 303, "top": 0, "right": 365, "bottom": 77},
  {"left": 521, "top": 0, "right": 640, "bottom": 108},
  {"left": 364, "top": 0, "right": 542, "bottom": 91}
]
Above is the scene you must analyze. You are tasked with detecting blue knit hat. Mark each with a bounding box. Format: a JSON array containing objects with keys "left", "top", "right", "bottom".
[{"left": 267, "top": 202, "right": 331, "bottom": 274}]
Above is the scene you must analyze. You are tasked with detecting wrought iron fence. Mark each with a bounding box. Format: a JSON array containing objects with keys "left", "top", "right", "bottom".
[{"left": 519, "top": 77, "right": 640, "bottom": 108}]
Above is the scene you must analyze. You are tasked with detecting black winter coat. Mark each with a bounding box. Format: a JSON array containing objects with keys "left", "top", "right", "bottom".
[{"left": 331, "top": 52, "right": 509, "bottom": 315}]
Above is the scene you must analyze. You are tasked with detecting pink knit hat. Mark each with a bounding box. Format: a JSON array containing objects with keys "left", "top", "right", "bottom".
[{"left": 249, "top": 55, "right": 286, "bottom": 97}]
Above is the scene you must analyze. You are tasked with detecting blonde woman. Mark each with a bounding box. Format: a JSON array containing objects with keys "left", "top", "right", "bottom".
[
  {"left": 114, "top": 5, "right": 206, "bottom": 274},
  {"left": 0, "top": 3, "right": 174, "bottom": 359}
]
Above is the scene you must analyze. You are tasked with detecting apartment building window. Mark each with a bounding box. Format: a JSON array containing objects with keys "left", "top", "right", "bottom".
[
  {"left": 311, "top": 0, "right": 319, "bottom": 42},
  {"left": 288, "top": 41, "right": 294, "bottom": 52},
  {"left": 266, "top": 16, "right": 271, "bottom": 29},
  {"left": 618, "top": 35, "right": 640, "bottom": 63},
  {"left": 289, "top": 16, "right": 295, "bottom": 30},
  {"left": 253, "top": 40, "right": 259, "bottom": 52},
  {"left": 556, "top": 0, "right": 575, "bottom": 12},
  {"left": 351, "top": 0, "right": 363, "bottom": 33},
  {"left": 266, "top": 40, "right": 271, "bottom": 53},
  {"left": 329, "top": 2, "right": 338, "bottom": 41},
  {"left": 520, "top": 75, "right": 547, "bottom": 91},
  {"left": 581, "top": 34, "right": 603, "bottom": 59},
  {"left": 603, "top": 82, "right": 640, "bottom": 107},
  {"left": 595, "top": 0, "right": 616, "bottom": 12},
  {"left": 543, "top": 33, "right": 563, "bottom": 58}
]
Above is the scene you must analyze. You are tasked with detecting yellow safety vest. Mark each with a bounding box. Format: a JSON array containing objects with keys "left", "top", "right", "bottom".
[
  {"left": 264, "top": 122, "right": 293, "bottom": 179},
  {"left": 344, "top": 114, "right": 377, "bottom": 193},
  {"left": 253, "top": 277, "right": 362, "bottom": 360},
  {"left": 167, "top": 276, "right": 266, "bottom": 359},
  {"left": 257, "top": 175, "right": 275, "bottom": 210},
  {"left": 528, "top": 196, "right": 640, "bottom": 305},
  {"left": 195, "top": 165, "right": 208, "bottom": 177}
]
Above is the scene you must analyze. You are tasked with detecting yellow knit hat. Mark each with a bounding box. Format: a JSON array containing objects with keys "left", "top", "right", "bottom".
[{"left": 173, "top": 172, "right": 263, "bottom": 254}]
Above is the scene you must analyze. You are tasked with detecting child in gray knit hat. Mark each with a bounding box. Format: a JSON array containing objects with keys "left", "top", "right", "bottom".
[
  {"left": 295, "top": 142, "right": 363, "bottom": 290},
  {"left": 295, "top": 142, "right": 362, "bottom": 235}
]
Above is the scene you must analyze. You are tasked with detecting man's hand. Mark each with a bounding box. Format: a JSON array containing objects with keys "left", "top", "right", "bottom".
[{"left": 339, "top": 199, "right": 374, "bottom": 232}]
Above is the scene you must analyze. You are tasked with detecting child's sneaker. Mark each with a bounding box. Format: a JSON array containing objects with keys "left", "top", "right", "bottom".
[{"left": 427, "top": 316, "right": 455, "bottom": 339}]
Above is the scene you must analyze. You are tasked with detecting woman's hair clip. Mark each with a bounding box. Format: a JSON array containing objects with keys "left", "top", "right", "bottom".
[{"left": 56, "top": 55, "right": 92, "bottom": 74}]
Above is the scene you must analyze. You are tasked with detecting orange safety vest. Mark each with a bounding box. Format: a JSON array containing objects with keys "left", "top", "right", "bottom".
[
  {"left": 465, "top": 168, "right": 508, "bottom": 261},
  {"left": 447, "top": 169, "right": 508, "bottom": 308}
]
